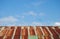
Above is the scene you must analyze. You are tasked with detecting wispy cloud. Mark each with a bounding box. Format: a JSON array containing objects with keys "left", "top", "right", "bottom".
[
  {"left": 28, "top": 11, "right": 37, "bottom": 16},
  {"left": 0, "top": 16, "right": 18, "bottom": 22},
  {"left": 23, "top": 1, "right": 44, "bottom": 9},
  {"left": 0, "top": 11, "right": 46, "bottom": 26},
  {"left": 18, "top": 21, "right": 42, "bottom": 26},
  {"left": 32, "top": 1, "right": 43, "bottom": 7},
  {"left": 0, "top": 16, "right": 18, "bottom": 26},
  {"left": 31, "top": 21, "right": 42, "bottom": 26},
  {"left": 39, "top": 13, "right": 45, "bottom": 16},
  {"left": 16, "top": 15, "right": 25, "bottom": 19},
  {"left": 24, "top": 11, "right": 45, "bottom": 17},
  {"left": 54, "top": 22, "right": 60, "bottom": 26}
]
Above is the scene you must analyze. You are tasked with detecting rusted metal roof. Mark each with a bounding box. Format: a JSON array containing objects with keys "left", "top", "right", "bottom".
[{"left": 0, "top": 26, "right": 60, "bottom": 39}]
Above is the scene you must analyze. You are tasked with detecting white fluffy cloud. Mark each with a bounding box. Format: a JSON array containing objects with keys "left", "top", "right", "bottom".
[
  {"left": 54, "top": 22, "right": 60, "bottom": 26},
  {"left": 0, "top": 16, "right": 18, "bottom": 22},
  {"left": 0, "top": 16, "right": 18, "bottom": 26}
]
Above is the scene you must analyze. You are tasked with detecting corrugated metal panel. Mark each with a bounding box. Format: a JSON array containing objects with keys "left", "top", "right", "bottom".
[{"left": 0, "top": 26, "right": 60, "bottom": 39}]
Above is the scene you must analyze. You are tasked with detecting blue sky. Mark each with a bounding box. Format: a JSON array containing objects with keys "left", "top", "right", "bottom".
[{"left": 0, "top": 0, "right": 60, "bottom": 26}]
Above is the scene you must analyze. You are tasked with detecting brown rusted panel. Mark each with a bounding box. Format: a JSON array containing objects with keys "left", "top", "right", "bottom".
[
  {"left": 14, "top": 27, "right": 21, "bottom": 39},
  {"left": 53, "top": 35, "right": 60, "bottom": 39},
  {"left": 1, "top": 29, "right": 8, "bottom": 36},
  {"left": 48, "top": 27, "right": 59, "bottom": 36},
  {"left": 38, "top": 36, "right": 42, "bottom": 39},
  {"left": 42, "top": 27, "right": 50, "bottom": 36},
  {"left": 36, "top": 26, "right": 43, "bottom": 36},
  {"left": 0, "top": 36, "right": 3, "bottom": 39},
  {"left": 0, "top": 29, "right": 8, "bottom": 39},
  {"left": 14, "top": 36, "right": 20, "bottom": 39},
  {"left": 22, "top": 27, "right": 28, "bottom": 36},
  {"left": 15, "top": 27, "right": 21, "bottom": 36},
  {"left": 11, "top": 26, "right": 15, "bottom": 29},
  {"left": 6, "top": 36, "right": 12, "bottom": 39},
  {"left": 44, "top": 36, "right": 51, "bottom": 39},
  {"left": 54, "top": 27, "right": 60, "bottom": 34},
  {"left": 5, "top": 29, "right": 14, "bottom": 39},
  {"left": 22, "top": 36, "right": 28, "bottom": 39},
  {"left": 29, "top": 26, "right": 35, "bottom": 35}
]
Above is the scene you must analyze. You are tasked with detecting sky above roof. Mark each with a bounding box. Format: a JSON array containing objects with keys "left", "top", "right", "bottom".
[{"left": 0, "top": 0, "right": 60, "bottom": 26}]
